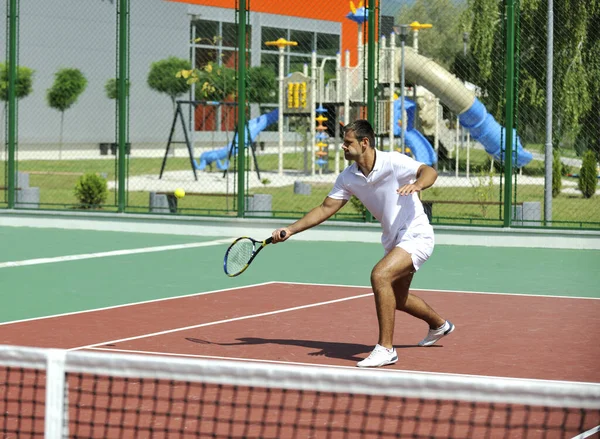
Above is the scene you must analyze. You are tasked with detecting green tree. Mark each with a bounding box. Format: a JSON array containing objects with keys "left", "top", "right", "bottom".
[
  {"left": 396, "top": 0, "right": 466, "bottom": 68},
  {"left": 552, "top": 153, "right": 562, "bottom": 198},
  {"left": 193, "top": 61, "right": 236, "bottom": 101},
  {"left": 0, "top": 63, "right": 34, "bottom": 142},
  {"left": 247, "top": 66, "right": 277, "bottom": 104},
  {"left": 460, "top": 0, "right": 497, "bottom": 83},
  {"left": 104, "top": 78, "right": 131, "bottom": 100},
  {"left": 46, "top": 68, "right": 87, "bottom": 160},
  {"left": 147, "top": 57, "right": 191, "bottom": 109},
  {"left": 578, "top": 150, "right": 598, "bottom": 198},
  {"left": 0, "top": 63, "right": 34, "bottom": 100}
]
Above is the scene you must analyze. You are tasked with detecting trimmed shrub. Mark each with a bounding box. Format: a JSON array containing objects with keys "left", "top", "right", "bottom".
[
  {"left": 578, "top": 150, "right": 598, "bottom": 198},
  {"left": 105, "top": 78, "right": 130, "bottom": 100},
  {"left": 74, "top": 173, "right": 108, "bottom": 209},
  {"left": 147, "top": 57, "right": 190, "bottom": 108},
  {"left": 552, "top": 153, "right": 562, "bottom": 197}
]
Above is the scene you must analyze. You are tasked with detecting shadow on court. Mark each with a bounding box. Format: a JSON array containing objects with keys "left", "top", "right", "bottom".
[{"left": 185, "top": 337, "right": 439, "bottom": 362}]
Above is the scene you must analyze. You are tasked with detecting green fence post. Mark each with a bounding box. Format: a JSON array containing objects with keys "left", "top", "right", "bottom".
[
  {"left": 117, "top": 0, "right": 129, "bottom": 213},
  {"left": 365, "top": 0, "right": 376, "bottom": 223},
  {"left": 503, "top": 0, "right": 516, "bottom": 227},
  {"left": 6, "top": 0, "right": 18, "bottom": 209},
  {"left": 236, "top": 0, "right": 247, "bottom": 218}
]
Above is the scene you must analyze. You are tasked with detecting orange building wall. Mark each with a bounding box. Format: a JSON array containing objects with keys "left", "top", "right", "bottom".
[{"left": 168, "top": 0, "right": 361, "bottom": 64}]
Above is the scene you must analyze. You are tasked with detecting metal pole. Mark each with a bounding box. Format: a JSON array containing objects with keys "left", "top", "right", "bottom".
[
  {"left": 503, "top": 0, "right": 516, "bottom": 227},
  {"left": 189, "top": 15, "right": 197, "bottom": 158},
  {"left": 366, "top": 0, "right": 375, "bottom": 126},
  {"left": 6, "top": 0, "right": 18, "bottom": 209},
  {"left": 389, "top": 33, "right": 395, "bottom": 152},
  {"left": 464, "top": 32, "right": 470, "bottom": 179},
  {"left": 277, "top": 46, "right": 284, "bottom": 176},
  {"left": 399, "top": 25, "right": 408, "bottom": 153},
  {"left": 544, "top": 0, "right": 554, "bottom": 226},
  {"left": 117, "top": 0, "right": 129, "bottom": 213},
  {"left": 311, "top": 51, "right": 317, "bottom": 176},
  {"left": 236, "top": 0, "right": 247, "bottom": 217},
  {"left": 335, "top": 51, "right": 342, "bottom": 174},
  {"left": 365, "top": 0, "right": 377, "bottom": 224}
]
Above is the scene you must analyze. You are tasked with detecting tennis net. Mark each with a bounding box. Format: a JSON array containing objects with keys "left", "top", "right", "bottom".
[{"left": 1, "top": 344, "right": 599, "bottom": 438}]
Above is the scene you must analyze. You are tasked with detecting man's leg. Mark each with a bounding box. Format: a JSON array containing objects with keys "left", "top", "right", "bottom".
[
  {"left": 369, "top": 247, "right": 416, "bottom": 349},
  {"left": 392, "top": 271, "right": 445, "bottom": 329}
]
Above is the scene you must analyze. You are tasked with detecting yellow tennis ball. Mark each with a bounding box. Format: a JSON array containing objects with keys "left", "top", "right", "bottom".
[{"left": 174, "top": 188, "right": 185, "bottom": 199}]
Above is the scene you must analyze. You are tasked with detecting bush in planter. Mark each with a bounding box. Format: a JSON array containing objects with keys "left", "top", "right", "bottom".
[
  {"left": 74, "top": 173, "right": 108, "bottom": 209},
  {"left": 578, "top": 150, "right": 598, "bottom": 198}
]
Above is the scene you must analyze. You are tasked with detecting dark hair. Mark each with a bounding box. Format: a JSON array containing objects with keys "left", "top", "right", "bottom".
[{"left": 343, "top": 119, "right": 375, "bottom": 149}]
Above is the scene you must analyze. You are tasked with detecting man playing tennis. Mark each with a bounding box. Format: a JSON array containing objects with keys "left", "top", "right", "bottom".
[{"left": 271, "top": 120, "right": 454, "bottom": 368}]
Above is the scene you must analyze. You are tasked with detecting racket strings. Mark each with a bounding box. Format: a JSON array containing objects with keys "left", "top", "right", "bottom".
[{"left": 226, "top": 239, "right": 255, "bottom": 275}]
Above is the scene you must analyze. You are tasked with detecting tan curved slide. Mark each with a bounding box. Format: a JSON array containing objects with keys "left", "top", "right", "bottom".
[{"left": 398, "top": 47, "right": 475, "bottom": 115}]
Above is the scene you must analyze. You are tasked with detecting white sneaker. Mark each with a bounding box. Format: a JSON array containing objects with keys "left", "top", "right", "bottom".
[
  {"left": 357, "top": 344, "right": 398, "bottom": 368},
  {"left": 418, "top": 321, "right": 455, "bottom": 347}
]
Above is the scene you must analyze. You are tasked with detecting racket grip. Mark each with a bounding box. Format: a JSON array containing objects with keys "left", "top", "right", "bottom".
[{"left": 266, "top": 230, "right": 286, "bottom": 244}]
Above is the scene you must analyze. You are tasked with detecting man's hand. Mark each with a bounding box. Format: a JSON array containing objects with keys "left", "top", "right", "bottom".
[
  {"left": 271, "top": 227, "right": 291, "bottom": 243},
  {"left": 396, "top": 183, "right": 423, "bottom": 196}
]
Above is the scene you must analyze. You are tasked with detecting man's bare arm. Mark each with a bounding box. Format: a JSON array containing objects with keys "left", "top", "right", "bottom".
[
  {"left": 397, "top": 165, "right": 438, "bottom": 196},
  {"left": 271, "top": 197, "right": 347, "bottom": 242}
]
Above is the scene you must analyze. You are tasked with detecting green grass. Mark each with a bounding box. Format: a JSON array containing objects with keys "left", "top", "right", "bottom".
[{"left": 1, "top": 153, "right": 598, "bottom": 228}]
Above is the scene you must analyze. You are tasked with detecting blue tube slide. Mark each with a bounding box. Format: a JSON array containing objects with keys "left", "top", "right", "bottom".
[
  {"left": 400, "top": 47, "right": 533, "bottom": 168},
  {"left": 392, "top": 97, "right": 437, "bottom": 166},
  {"left": 458, "top": 98, "right": 533, "bottom": 168},
  {"left": 194, "top": 109, "right": 279, "bottom": 171}
]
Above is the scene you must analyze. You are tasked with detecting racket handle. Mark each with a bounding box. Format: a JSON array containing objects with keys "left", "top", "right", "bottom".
[{"left": 266, "top": 230, "right": 286, "bottom": 244}]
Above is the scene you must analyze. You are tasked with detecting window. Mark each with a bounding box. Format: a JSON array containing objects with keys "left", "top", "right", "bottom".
[
  {"left": 317, "top": 33, "right": 340, "bottom": 57},
  {"left": 262, "top": 27, "right": 287, "bottom": 51},
  {"left": 192, "top": 19, "right": 218, "bottom": 45},
  {"left": 290, "top": 30, "right": 314, "bottom": 53}
]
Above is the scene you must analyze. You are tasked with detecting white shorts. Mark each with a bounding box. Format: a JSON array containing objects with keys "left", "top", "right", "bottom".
[{"left": 385, "top": 222, "right": 435, "bottom": 271}]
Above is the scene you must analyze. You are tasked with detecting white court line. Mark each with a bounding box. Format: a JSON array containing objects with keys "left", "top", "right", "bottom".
[
  {"left": 2, "top": 281, "right": 598, "bottom": 328},
  {"left": 274, "top": 281, "right": 600, "bottom": 301},
  {"left": 0, "top": 282, "right": 277, "bottom": 327},
  {"left": 0, "top": 238, "right": 233, "bottom": 269},
  {"left": 69, "top": 293, "right": 373, "bottom": 351},
  {"left": 86, "top": 347, "right": 600, "bottom": 387},
  {"left": 571, "top": 425, "right": 600, "bottom": 439}
]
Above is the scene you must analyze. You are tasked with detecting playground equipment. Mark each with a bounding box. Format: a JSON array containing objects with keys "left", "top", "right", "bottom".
[
  {"left": 393, "top": 97, "right": 437, "bottom": 166},
  {"left": 193, "top": 109, "right": 279, "bottom": 171},
  {"left": 266, "top": 37, "right": 298, "bottom": 176},
  {"left": 398, "top": 47, "right": 533, "bottom": 168},
  {"left": 159, "top": 101, "right": 278, "bottom": 181},
  {"left": 169, "top": 2, "right": 532, "bottom": 182},
  {"left": 315, "top": 106, "right": 329, "bottom": 173}
]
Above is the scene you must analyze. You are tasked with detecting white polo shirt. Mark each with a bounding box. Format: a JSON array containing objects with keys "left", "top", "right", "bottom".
[{"left": 327, "top": 149, "right": 430, "bottom": 250}]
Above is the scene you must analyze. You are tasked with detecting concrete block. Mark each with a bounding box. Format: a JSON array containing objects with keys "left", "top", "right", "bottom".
[
  {"left": 16, "top": 187, "right": 40, "bottom": 209},
  {"left": 149, "top": 192, "right": 170, "bottom": 214},
  {"left": 17, "top": 172, "right": 29, "bottom": 189},
  {"left": 246, "top": 194, "right": 272, "bottom": 217},
  {"left": 514, "top": 201, "right": 541, "bottom": 226},
  {"left": 294, "top": 181, "right": 311, "bottom": 195}
]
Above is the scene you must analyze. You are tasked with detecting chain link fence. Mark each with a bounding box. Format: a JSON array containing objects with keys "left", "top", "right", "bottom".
[
  {"left": 4, "top": 0, "right": 119, "bottom": 210},
  {"left": 2, "top": 0, "right": 598, "bottom": 228}
]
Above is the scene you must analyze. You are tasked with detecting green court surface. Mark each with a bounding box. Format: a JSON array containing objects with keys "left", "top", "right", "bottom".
[{"left": 1, "top": 225, "right": 599, "bottom": 323}]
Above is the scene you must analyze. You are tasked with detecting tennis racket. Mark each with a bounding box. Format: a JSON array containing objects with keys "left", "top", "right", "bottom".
[{"left": 223, "top": 230, "right": 286, "bottom": 277}]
